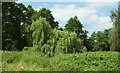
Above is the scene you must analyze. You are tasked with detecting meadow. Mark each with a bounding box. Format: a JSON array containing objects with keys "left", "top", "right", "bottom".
[{"left": 2, "top": 51, "right": 119, "bottom": 71}]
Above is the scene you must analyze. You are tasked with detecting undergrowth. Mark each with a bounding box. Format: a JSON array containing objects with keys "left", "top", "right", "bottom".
[{"left": 2, "top": 51, "right": 119, "bottom": 71}]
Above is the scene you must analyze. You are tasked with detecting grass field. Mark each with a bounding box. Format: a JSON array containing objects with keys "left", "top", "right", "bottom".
[{"left": 2, "top": 50, "right": 119, "bottom": 71}]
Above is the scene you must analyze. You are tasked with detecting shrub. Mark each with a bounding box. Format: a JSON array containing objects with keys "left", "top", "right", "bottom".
[{"left": 82, "top": 46, "right": 87, "bottom": 53}]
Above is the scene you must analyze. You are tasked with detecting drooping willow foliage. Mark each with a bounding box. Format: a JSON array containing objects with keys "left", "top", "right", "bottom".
[
  {"left": 52, "top": 29, "right": 83, "bottom": 54},
  {"left": 30, "top": 17, "right": 52, "bottom": 47},
  {"left": 30, "top": 17, "right": 84, "bottom": 56}
]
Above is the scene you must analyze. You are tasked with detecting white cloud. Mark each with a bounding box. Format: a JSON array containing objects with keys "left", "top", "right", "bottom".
[
  {"left": 50, "top": 3, "right": 114, "bottom": 35},
  {"left": 50, "top": 4, "right": 97, "bottom": 22},
  {"left": 87, "top": 15, "right": 99, "bottom": 23},
  {"left": 33, "top": 2, "right": 115, "bottom": 35},
  {"left": 51, "top": 4, "right": 79, "bottom": 21},
  {"left": 85, "top": 16, "right": 113, "bottom": 35},
  {"left": 43, "top": 3, "right": 48, "bottom": 6},
  {"left": 85, "top": 2, "right": 117, "bottom": 9},
  {"left": 95, "top": 16, "right": 113, "bottom": 31}
]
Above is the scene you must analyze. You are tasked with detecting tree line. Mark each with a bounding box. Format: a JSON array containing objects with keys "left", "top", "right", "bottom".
[{"left": 2, "top": 2, "right": 120, "bottom": 53}]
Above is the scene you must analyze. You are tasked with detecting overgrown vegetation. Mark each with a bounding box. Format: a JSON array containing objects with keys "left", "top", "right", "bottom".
[
  {"left": 2, "top": 51, "right": 119, "bottom": 71},
  {"left": 27, "top": 17, "right": 84, "bottom": 56},
  {"left": 2, "top": 2, "right": 120, "bottom": 71}
]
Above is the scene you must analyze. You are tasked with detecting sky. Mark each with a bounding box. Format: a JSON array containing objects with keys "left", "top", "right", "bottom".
[{"left": 19, "top": 1, "right": 118, "bottom": 36}]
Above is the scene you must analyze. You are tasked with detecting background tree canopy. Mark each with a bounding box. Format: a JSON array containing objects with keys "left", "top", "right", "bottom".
[
  {"left": 64, "top": 16, "right": 84, "bottom": 38},
  {"left": 2, "top": 2, "right": 120, "bottom": 53},
  {"left": 64, "top": 16, "right": 89, "bottom": 49},
  {"left": 2, "top": 2, "right": 27, "bottom": 50},
  {"left": 110, "top": 3, "right": 120, "bottom": 51},
  {"left": 32, "top": 8, "right": 59, "bottom": 29}
]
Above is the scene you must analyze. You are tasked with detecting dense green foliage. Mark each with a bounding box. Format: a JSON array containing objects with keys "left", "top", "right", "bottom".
[
  {"left": 88, "top": 29, "right": 111, "bottom": 51},
  {"left": 32, "top": 8, "right": 59, "bottom": 29},
  {"left": 65, "top": 16, "right": 84, "bottom": 38},
  {"left": 22, "top": 5, "right": 36, "bottom": 47},
  {"left": 2, "top": 51, "right": 119, "bottom": 71},
  {"left": 110, "top": 3, "right": 120, "bottom": 51},
  {"left": 64, "top": 16, "right": 89, "bottom": 49},
  {"left": 2, "top": 2, "right": 119, "bottom": 52},
  {"left": 50, "top": 51, "right": 119, "bottom": 71},
  {"left": 2, "top": 2, "right": 27, "bottom": 50},
  {"left": 2, "top": 3, "right": 59, "bottom": 50},
  {"left": 108, "top": 28, "right": 117, "bottom": 51},
  {"left": 30, "top": 17, "right": 52, "bottom": 47},
  {"left": 30, "top": 17, "right": 84, "bottom": 56},
  {"left": 51, "top": 29, "right": 83, "bottom": 54}
]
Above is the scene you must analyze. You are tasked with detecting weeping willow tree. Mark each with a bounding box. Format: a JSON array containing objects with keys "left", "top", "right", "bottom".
[
  {"left": 30, "top": 17, "right": 52, "bottom": 50},
  {"left": 30, "top": 17, "right": 84, "bottom": 56},
  {"left": 110, "top": 2, "right": 120, "bottom": 51},
  {"left": 41, "top": 28, "right": 84, "bottom": 56},
  {"left": 53, "top": 29, "right": 83, "bottom": 54}
]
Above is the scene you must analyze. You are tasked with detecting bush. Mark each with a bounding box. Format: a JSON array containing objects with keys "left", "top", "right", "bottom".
[{"left": 82, "top": 46, "right": 87, "bottom": 53}]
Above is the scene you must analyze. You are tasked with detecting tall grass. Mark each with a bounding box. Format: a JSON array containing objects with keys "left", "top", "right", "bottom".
[{"left": 2, "top": 51, "right": 119, "bottom": 71}]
